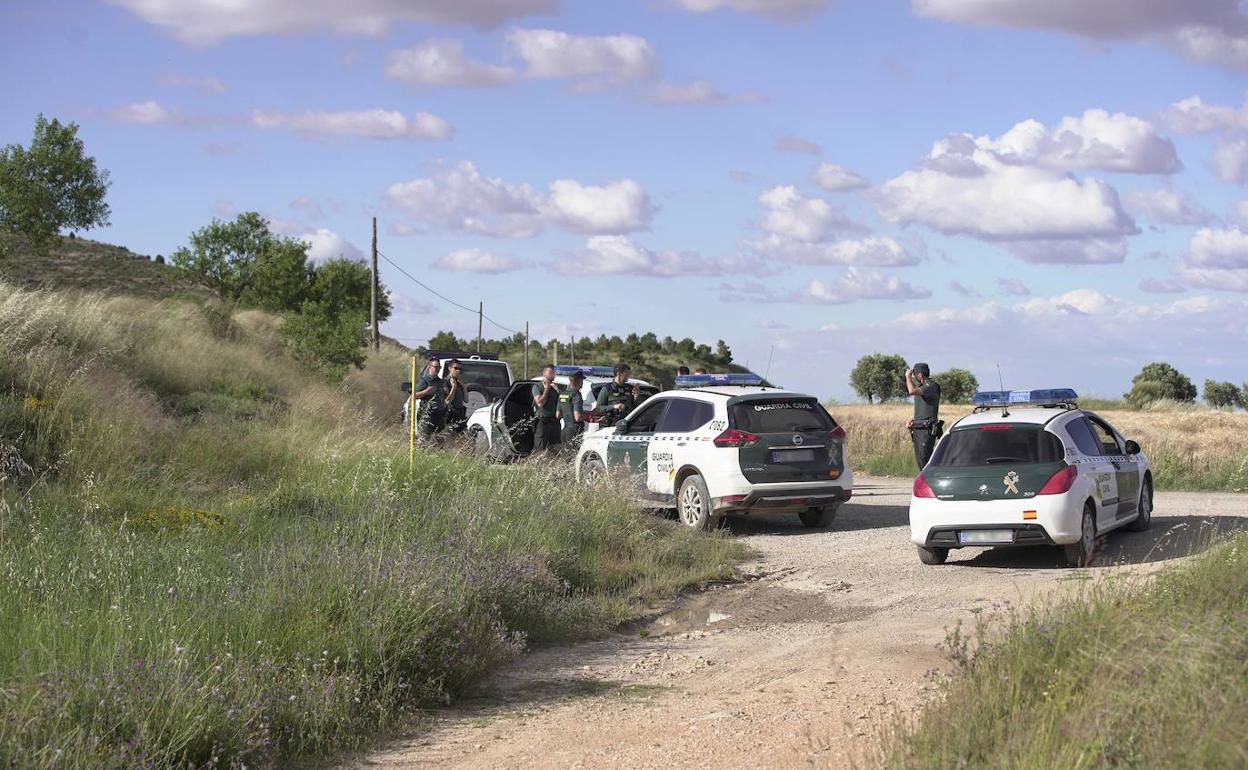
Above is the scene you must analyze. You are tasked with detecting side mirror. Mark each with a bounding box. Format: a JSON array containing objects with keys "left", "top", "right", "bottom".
[
  {"left": 616, "top": 419, "right": 629, "bottom": 434},
  {"left": 1124, "top": 439, "right": 1140, "bottom": 455},
  {"left": 400, "top": 381, "right": 412, "bottom": 394}
]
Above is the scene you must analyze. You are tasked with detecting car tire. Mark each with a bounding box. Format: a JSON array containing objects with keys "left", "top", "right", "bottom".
[
  {"left": 798, "top": 504, "right": 840, "bottom": 529},
  {"left": 677, "top": 473, "right": 719, "bottom": 531},
  {"left": 917, "top": 545, "right": 949, "bottom": 565},
  {"left": 1127, "top": 481, "right": 1152, "bottom": 532},
  {"left": 1064, "top": 503, "right": 1097, "bottom": 567},
  {"left": 581, "top": 456, "right": 606, "bottom": 485},
  {"left": 470, "top": 428, "right": 490, "bottom": 457}
]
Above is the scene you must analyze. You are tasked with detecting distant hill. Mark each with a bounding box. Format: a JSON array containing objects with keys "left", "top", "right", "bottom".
[{"left": 0, "top": 233, "right": 210, "bottom": 300}]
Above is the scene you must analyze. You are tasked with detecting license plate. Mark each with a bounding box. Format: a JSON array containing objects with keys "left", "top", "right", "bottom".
[
  {"left": 771, "top": 449, "right": 816, "bottom": 463},
  {"left": 959, "top": 529, "right": 1014, "bottom": 544}
]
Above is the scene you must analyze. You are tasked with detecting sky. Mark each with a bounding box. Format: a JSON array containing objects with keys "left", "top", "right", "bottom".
[{"left": 2, "top": 0, "right": 1248, "bottom": 400}]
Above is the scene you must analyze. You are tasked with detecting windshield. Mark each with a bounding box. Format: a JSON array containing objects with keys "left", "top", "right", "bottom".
[
  {"left": 730, "top": 398, "right": 833, "bottom": 433},
  {"left": 931, "top": 425, "right": 1064, "bottom": 467}
]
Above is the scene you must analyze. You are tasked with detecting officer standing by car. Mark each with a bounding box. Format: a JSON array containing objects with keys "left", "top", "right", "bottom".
[
  {"left": 600, "top": 363, "right": 641, "bottom": 425},
  {"left": 443, "top": 358, "right": 468, "bottom": 437},
  {"left": 559, "top": 369, "right": 587, "bottom": 452},
  {"left": 531, "top": 364, "right": 562, "bottom": 456},
  {"left": 905, "top": 362, "right": 942, "bottom": 469},
  {"left": 411, "top": 355, "right": 447, "bottom": 443}
]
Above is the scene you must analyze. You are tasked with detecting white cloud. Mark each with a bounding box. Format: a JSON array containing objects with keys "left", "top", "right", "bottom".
[
  {"left": 300, "top": 229, "right": 363, "bottom": 263},
  {"left": 384, "top": 40, "right": 517, "bottom": 87},
  {"left": 109, "top": 0, "right": 557, "bottom": 43},
  {"left": 647, "top": 80, "right": 767, "bottom": 106},
  {"left": 775, "top": 134, "right": 822, "bottom": 155},
  {"left": 996, "top": 277, "right": 1030, "bottom": 296},
  {"left": 388, "top": 290, "right": 435, "bottom": 315},
  {"left": 1178, "top": 226, "right": 1248, "bottom": 292},
  {"left": 1007, "top": 238, "right": 1128, "bottom": 265},
  {"left": 1160, "top": 94, "right": 1248, "bottom": 134},
  {"left": 250, "top": 108, "right": 454, "bottom": 140},
  {"left": 547, "top": 179, "right": 653, "bottom": 234},
  {"left": 1140, "top": 276, "right": 1186, "bottom": 294},
  {"left": 911, "top": 0, "right": 1248, "bottom": 70},
  {"left": 976, "top": 109, "right": 1180, "bottom": 174},
  {"left": 752, "top": 235, "right": 919, "bottom": 266},
  {"left": 757, "top": 185, "right": 854, "bottom": 242},
  {"left": 550, "top": 235, "right": 749, "bottom": 276},
  {"left": 721, "top": 268, "right": 930, "bottom": 304},
  {"left": 108, "top": 100, "right": 176, "bottom": 124},
  {"left": 1211, "top": 134, "right": 1248, "bottom": 184},
  {"left": 673, "top": 0, "right": 829, "bottom": 22},
  {"left": 386, "top": 161, "right": 653, "bottom": 238},
  {"left": 874, "top": 130, "right": 1138, "bottom": 245},
  {"left": 1125, "top": 188, "right": 1214, "bottom": 225},
  {"left": 507, "top": 28, "right": 656, "bottom": 81},
  {"left": 1234, "top": 200, "right": 1248, "bottom": 225},
  {"left": 811, "top": 162, "right": 870, "bottom": 192},
  {"left": 157, "top": 73, "right": 226, "bottom": 93},
  {"left": 433, "top": 248, "right": 524, "bottom": 273}
]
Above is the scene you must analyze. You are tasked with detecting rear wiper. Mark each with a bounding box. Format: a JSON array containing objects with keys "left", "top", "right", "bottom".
[{"left": 985, "top": 456, "right": 1026, "bottom": 464}]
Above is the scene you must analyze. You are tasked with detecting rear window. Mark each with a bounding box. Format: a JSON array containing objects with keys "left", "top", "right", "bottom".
[
  {"left": 730, "top": 399, "right": 833, "bottom": 433},
  {"left": 455, "top": 362, "right": 510, "bottom": 389},
  {"left": 931, "top": 425, "right": 1064, "bottom": 467}
]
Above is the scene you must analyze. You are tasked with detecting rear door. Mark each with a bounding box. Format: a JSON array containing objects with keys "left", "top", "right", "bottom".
[
  {"left": 606, "top": 398, "right": 667, "bottom": 478},
  {"left": 729, "top": 397, "right": 843, "bottom": 484},
  {"left": 1064, "top": 417, "right": 1120, "bottom": 527},
  {"left": 923, "top": 424, "right": 1066, "bottom": 501},
  {"left": 1086, "top": 415, "right": 1138, "bottom": 520},
  {"left": 649, "top": 397, "right": 715, "bottom": 495}
]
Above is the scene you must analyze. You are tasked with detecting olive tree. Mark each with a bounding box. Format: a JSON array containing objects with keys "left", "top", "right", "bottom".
[{"left": 849, "top": 353, "right": 908, "bottom": 403}]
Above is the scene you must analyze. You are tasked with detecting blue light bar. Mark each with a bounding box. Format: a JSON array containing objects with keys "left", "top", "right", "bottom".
[
  {"left": 972, "top": 388, "right": 1078, "bottom": 407},
  {"left": 675, "top": 372, "right": 764, "bottom": 388},
  {"left": 554, "top": 365, "right": 616, "bottom": 377}
]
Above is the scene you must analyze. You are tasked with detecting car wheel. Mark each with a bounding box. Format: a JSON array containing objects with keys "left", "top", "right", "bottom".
[
  {"left": 798, "top": 504, "right": 840, "bottom": 529},
  {"left": 677, "top": 474, "right": 719, "bottom": 531},
  {"left": 470, "top": 428, "right": 490, "bottom": 457},
  {"left": 917, "top": 545, "right": 949, "bottom": 565},
  {"left": 1127, "top": 481, "right": 1152, "bottom": 532},
  {"left": 581, "top": 456, "right": 606, "bottom": 485},
  {"left": 1063, "top": 503, "right": 1097, "bottom": 567}
]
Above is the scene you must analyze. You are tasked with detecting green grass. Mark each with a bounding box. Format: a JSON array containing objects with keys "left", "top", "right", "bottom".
[
  {"left": 882, "top": 532, "right": 1248, "bottom": 769},
  {"left": 0, "top": 281, "right": 746, "bottom": 768}
]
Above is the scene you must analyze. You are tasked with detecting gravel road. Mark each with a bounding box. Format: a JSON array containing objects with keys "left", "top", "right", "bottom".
[{"left": 349, "top": 478, "right": 1248, "bottom": 770}]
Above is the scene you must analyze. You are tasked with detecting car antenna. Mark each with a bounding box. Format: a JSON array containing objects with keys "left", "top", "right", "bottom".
[{"left": 996, "top": 363, "right": 1009, "bottom": 417}]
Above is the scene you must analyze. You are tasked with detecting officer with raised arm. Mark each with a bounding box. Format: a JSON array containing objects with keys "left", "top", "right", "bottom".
[
  {"left": 411, "top": 355, "right": 446, "bottom": 443},
  {"left": 443, "top": 358, "right": 468, "bottom": 437},
  {"left": 905, "top": 362, "right": 942, "bottom": 469},
  {"left": 559, "top": 369, "right": 587, "bottom": 452},
  {"left": 531, "top": 364, "right": 561, "bottom": 456}
]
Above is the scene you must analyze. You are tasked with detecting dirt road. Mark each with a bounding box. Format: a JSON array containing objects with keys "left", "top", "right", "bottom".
[{"left": 350, "top": 479, "right": 1248, "bottom": 770}]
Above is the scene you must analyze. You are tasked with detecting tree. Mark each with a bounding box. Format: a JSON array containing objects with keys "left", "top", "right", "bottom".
[
  {"left": 849, "top": 353, "right": 908, "bottom": 403},
  {"left": 933, "top": 368, "right": 979, "bottom": 403},
  {"left": 1204, "top": 379, "right": 1243, "bottom": 409},
  {"left": 427, "top": 330, "right": 463, "bottom": 351},
  {"left": 279, "top": 303, "right": 368, "bottom": 379},
  {"left": 715, "top": 339, "right": 733, "bottom": 364},
  {"left": 240, "top": 237, "right": 311, "bottom": 312},
  {"left": 1126, "top": 361, "right": 1197, "bottom": 406},
  {"left": 172, "top": 212, "right": 309, "bottom": 305},
  {"left": 0, "top": 114, "right": 111, "bottom": 251},
  {"left": 307, "top": 257, "right": 391, "bottom": 321}
]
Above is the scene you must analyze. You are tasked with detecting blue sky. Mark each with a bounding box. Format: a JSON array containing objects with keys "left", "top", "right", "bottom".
[{"left": 3, "top": 0, "right": 1248, "bottom": 399}]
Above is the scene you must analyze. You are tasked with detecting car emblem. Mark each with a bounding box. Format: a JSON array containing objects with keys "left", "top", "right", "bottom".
[
  {"left": 792, "top": 434, "right": 804, "bottom": 446},
  {"left": 1004, "top": 471, "right": 1020, "bottom": 495},
  {"left": 978, "top": 484, "right": 989, "bottom": 496}
]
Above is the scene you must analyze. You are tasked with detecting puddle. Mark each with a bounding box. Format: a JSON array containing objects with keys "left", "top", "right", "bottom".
[
  {"left": 645, "top": 584, "right": 876, "bottom": 636},
  {"left": 651, "top": 607, "right": 732, "bottom": 632}
]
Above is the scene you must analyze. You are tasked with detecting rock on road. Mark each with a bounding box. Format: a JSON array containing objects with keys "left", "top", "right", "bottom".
[{"left": 348, "top": 479, "right": 1248, "bottom": 770}]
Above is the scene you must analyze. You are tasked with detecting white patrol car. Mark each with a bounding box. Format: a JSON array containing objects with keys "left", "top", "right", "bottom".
[
  {"left": 464, "top": 366, "right": 657, "bottom": 461},
  {"left": 574, "top": 373, "right": 853, "bottom": 530},
  {"left": 909, "top": 389, "right": 1153, "bottom": 567},
  {"left": 400, "top": 352, "right": 514, "bottom": 424}
]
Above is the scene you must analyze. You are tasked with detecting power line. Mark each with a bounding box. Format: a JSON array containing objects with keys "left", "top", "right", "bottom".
[{"left": 376, "top": 248, "right": 523, "bottom": 335}]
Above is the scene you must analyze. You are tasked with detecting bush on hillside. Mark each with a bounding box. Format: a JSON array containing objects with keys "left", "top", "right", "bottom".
[{"left": 280, "top": 302, "right": 369, "bottom": 378}]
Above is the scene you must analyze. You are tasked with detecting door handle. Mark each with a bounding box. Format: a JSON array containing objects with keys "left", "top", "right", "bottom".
[{"left": 677, "top": 442, "right": 687, "bottom": 447}]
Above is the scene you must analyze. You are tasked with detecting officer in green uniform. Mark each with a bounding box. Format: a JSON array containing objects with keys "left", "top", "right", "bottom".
[
  {"left": 530, "top": 364, "right": 561, "bottom": 456},
  {"left": 411, "top": 356, "right": 446, "bottom": 443},
  {"left": 559, "top": 370, "right": 587, "bottom": 451},
  {"left": 599, "top": 363, "right": 641, "bottom": 426},
  {"left": 905, "top": 362, "right": 942, "bottom": 469},
  {"left": 443, "top": 358, "right": 468, "bottom": 436}
]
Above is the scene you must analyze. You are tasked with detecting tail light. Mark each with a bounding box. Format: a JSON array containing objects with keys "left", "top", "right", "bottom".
[
  {"left": 1038, "top": 465, "right": 1078, "bottom": 495},
  {"left": 829, "top": 425, "right": 847, "bottom": 440},
  {"left": 714, "top": 428, "right": 759, "bottom": 448},
  {"left": 913, "top": 474, "right": 936, "bottom": 498}
]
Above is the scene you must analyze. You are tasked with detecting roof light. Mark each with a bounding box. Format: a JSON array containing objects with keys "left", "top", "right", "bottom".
[
  {"left": 554, "top": 365, "right": 616, "bottom": 377},
  {"left": 971, "top": 388, "right": 1078, "bottom": 408},
  {"left": 675, "top": 372, "right": 764, "bottom": 389}
]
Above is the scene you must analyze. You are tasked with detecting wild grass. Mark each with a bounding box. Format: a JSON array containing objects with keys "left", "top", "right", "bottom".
[
  {"left": 0, "top": 281, "right": 745, "bottom": 768},
  {"left": 881, "top": 532, "right": 1248, "bottom": 769},
  {"left": 831, "top": 403, "right": 1248, "bottom": 491}
]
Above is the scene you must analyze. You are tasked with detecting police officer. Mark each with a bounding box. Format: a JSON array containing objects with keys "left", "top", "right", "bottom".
[
  {"left": 443, "top": 358, "right": 468, "bottom": 436},
  {"left": 531, "top": 364, "right": 561, "bottom": 456},
  {"left": 411, "top": 355, "right": 447, "bottom": 443},
  {"left": 905, "top": 362, "right": 942, "bottom": 469},
  {"left": 600, "top": 363, "right": 641, "bottom": 424},
  {"left": 559, "top": 370, "right": 587, "bottom": 451}
]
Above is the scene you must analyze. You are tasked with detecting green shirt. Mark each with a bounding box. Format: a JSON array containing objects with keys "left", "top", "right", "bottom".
[
  {"left": 444, "top": 378, "right": 466, "bottom": 414},
  {"left": 913, "top": 379, "right": 941, "bottom": 422},
  {"left": 532, "top": 382, "right": 559, "bottom": 419},
  {"left": 601, "top": 381, "right": 637, "bottom": 415},
  {"left": 414, "top": 374, "right": 445, "bottom": 411},
  {"left": 559, "top": 388, "right": 584, "bottom": 431}
]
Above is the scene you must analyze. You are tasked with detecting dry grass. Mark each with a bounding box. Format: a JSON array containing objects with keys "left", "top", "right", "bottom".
[{"left": 830, "top": 403, "right": 1248, "bottom": 491}]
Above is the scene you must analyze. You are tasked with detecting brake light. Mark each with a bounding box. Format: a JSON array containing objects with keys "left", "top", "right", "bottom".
[
  {"left": 980, "top": 424, "right": 1012, "bottom": 431},
  {"left": 1038, "top": 465, "right": 1078, "bottom": 495},
  {"left": 713, "top": 428, "right": 759, "bottom": 448},
  {"left": 829, "top": 425, "right": 847, "bottom": 440},
  {"left": 913, "top": 474, "right": 936, "bottom": 498}
]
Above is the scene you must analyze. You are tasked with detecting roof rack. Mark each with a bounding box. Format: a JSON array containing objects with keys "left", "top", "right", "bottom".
[{"left": 675, "top": 372, "right": 764, "bottom": 389}]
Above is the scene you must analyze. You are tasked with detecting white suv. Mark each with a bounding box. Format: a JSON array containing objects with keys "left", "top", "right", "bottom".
[{"left": 573, "top": 374, "right": 852, "bottom": 530}]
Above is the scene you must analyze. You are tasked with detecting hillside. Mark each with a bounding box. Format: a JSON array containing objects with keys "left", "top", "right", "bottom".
[
  {"left": 0, "top": 278, "right": 743, "bottom": 767},
  {"left": 0, "top": 232, "right": 211, "bottom": 299}
]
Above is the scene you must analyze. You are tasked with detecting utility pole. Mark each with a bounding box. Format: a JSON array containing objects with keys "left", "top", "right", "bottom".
[
  {"left": 370, "top": 217, "right": 379, "bottom": 351},
  {"left": 524, "top": 321, "right": 529, "bottom": 378},
  {"left": 554, "top": 339, "right": 559, "bottom": 366},
  {"left": 570, "top": 335, "right": 575, "bottom": 365}
]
